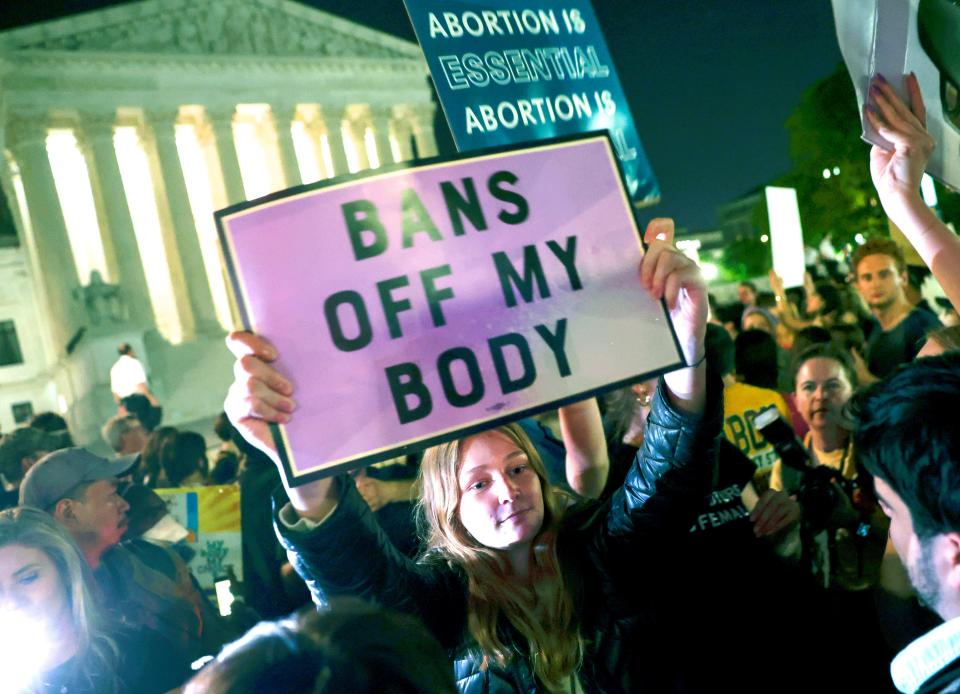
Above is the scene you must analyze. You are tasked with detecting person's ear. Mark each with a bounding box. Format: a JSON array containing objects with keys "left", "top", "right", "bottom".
[
  {"left": 53, "top": 498, "right": 79, "bottom": 527},
  {"left": 940, "top": 532, "right": 960, "bottom": 592}
]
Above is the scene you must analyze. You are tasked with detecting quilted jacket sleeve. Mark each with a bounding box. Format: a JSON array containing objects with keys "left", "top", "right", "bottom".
[
  {"left": 273, "top": 476, "right": 466, "bottom": 649},
  {"left": 604, "top": 373, "right": 723, "bottom": 540}
]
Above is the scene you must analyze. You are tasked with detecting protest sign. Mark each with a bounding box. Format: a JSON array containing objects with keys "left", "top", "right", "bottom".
[
  {"left": 833, "top": 0, "right": 960, "bottom": 191},
  {"left": 155, "top": 485, "right": 243, "bottom": 592},
  {"left": 766, "top": 187, "right": 806, "bottom": 289},
  {"left": 403, "top": 1, "right": 659, "bottom": 205},
  {"left": 217, "top": 133, "right": 683, "bottom": 485}
]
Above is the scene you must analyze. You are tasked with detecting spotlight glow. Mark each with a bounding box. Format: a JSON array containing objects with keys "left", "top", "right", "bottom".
[
  {"left": 0, "top": 611, "right": 53, "bottom": 693},
  {"left": 699, "top": 261, "right": 720, "bottom": 282}
]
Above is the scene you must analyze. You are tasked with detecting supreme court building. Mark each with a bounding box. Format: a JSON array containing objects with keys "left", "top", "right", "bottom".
[{"left": 0, "top": 0, "right": 437, "bottom": 443}]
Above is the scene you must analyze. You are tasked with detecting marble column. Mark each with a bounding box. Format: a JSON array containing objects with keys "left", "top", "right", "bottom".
[
  {"left": 369, "top": 107, "right": 395, "bottom": 169},
  {"left": 77, "top": 111, "right": 154, "bottom": 327},
  {"left": 410, "top": 103, "right": 439, "bottom": 158},
  {"left": 144, "top": 108, "right": 217, "bottom": 335},
  {"left": 271, "top": 104, "right": 302, "bottom": 188},
  {"left": 5, "top": 114, "right": 83, "bottom": 355},
  {"left": 391, "top": 109, "right": 415, "bottom": 162},
  {"left": 319, "top": 106, "right": 350, "bottom": 176},
  {"left": 346, "top": 113, "right": 371, "bottom": 171},
  {"left": 205, "top": 106, "right": 246, "bottom": 204}
]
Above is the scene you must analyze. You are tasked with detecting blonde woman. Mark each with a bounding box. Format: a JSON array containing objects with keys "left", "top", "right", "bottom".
[
  {"left": 225, "top": 220, "right": 718, "bottom": 692},
  {"left": 0, "top": 507, "right": 119, "bottom": 693}
]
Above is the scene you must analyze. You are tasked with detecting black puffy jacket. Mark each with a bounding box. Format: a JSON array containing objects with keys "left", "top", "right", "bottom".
[{"left": 275, "top": 377, "right": 723, "bottom": 693}]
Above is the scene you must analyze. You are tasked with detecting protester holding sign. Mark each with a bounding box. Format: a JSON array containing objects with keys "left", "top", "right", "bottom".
[
  {"left": 224, "top": 218, "right": 719, "bottom": 692},
  {"left": 865, "top": 73, "right": 960, "bottom": 313}
]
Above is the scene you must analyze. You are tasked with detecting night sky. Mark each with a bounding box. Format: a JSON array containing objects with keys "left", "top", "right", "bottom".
[{"left": 1, "top": 0, "right": 845, "bottom": 231}]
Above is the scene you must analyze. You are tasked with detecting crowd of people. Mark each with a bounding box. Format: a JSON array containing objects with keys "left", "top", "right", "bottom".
[{"left": 0, "top": 74, "right": 959, "bottom": 692}]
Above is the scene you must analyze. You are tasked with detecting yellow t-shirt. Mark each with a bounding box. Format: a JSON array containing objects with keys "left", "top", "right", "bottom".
[{"left": 722, "top": 382, "right": 790, "bottom": 472}]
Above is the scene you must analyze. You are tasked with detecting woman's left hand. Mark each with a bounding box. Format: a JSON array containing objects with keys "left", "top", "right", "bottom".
[
  {"left": 639, "top": 218, "right": 708, "bottom": 414},
  {"left": 639, "top": 218, "right": 708, "bottom": 364}
]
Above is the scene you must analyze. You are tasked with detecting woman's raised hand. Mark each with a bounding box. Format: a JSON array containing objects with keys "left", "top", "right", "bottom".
[
  {"left": 224, "top": 331, "right": 295, "bottom": 463},
  {"left": 639, "top": 218, "right": 708, "bottom": 414}
]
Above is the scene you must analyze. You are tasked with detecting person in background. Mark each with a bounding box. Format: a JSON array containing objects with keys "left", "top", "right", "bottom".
[
  {"left": 210, "top": 451, "right": 241, "bottom": 485},
  {"left": 738, "top": 280, "right": 758, "bottom": 308},
  {"left": 0, "top": 427, "right": 59, "bottom": 510},
  {"left": 101, "top": 414, "right": 148, "bottom": 457},
  {"left": 28, "top": 412, "right": 74, "bottom": 448},
  {"left": 0, "top": 506, "right": 121, "bottom": 693},
  {"left": 723, "top": 329, "right": 792, "bottom": 480},
  {"left": 851, "top": 238, "right": 940, "bottom": 382},
  {"left": 186, "top": 599, "right": 457, "bottom": 694},
  {"left": 741, "top": 305, "right": 777, "bottom": 334},
  {"left": 159, "top": 431, "right": 208, "bottom": 488},
  {"left": 110, "top": 343, "right": 157, "bottom": 408},
  {"left": 139, "top": 426, "right": 178, "bottom": 488}
]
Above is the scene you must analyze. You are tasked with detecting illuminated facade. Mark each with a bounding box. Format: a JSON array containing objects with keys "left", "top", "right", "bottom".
[{"left": 0, "top": 0, "right": 437, "bottom": 440}]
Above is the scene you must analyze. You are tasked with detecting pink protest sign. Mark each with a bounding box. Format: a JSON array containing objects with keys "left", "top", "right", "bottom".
[{"left": 217, "top": 133, "right": 682, "bottom": 485}]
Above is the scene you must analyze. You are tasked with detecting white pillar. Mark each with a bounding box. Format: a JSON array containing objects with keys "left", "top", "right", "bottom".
[
  {"left": 410, "top": 103, "right": 439, "bottom": 159},
  {"left": 319, "top": 106, "right": 350, "bottom": 176},
  {"left": 205, "top": 106, "right": 246, "bottom": 205},
  {"left": 5, "top": 113, "right": 82, "bottom": 355},
  {"left": 346, "top": 112, "right": 371, "bottom": 171},
  {"left": 369, "top": 106, "right": 395, "bottom": 169},
  {"left": 144, "top": 108, "right": 219, "bottom": 335},
  {"left": 391, "top": 108, "right": 416, "bottom": 163},
  {"left": 78, "top": 111, "right": 154, "bottom": 328},
  {"left": 271, "top": 104, "right": 302, "bottom": 188}
]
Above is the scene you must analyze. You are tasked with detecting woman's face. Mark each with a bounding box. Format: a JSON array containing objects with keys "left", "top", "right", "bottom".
[
  {"left": 0, "top": 544, "right": 68, "bottom": 631},
  {"left": 456, "top": 431, "right": 545, "bottom": 552},
  {"left": 795, "top": 357, "right": 853, "bottom": 433}
]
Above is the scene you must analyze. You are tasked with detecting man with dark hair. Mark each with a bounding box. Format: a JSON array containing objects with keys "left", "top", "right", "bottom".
[
  {"left": 852, "top": 354, "right": 960, "bottom": 693},
  {"left": 0, "top": 427, "right": 59, "bottom": 509},
  {"left": 738, "top": 280, "right": 758, "bottom": 308},
  {"left": 852, "top": 238, "right": 940, "bottom": 379}
]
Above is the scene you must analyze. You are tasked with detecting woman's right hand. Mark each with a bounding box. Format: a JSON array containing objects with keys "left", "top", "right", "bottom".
[
  {"left": 224, "top": 332, "right": 338, "bottom": 522},
  {"left": 224, "top": 331, "right": 296, "bottom": 463}
]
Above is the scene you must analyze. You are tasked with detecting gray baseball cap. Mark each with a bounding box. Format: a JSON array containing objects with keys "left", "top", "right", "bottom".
[{"left": 20, "top": 447, "right": 137, "bottom": 510}]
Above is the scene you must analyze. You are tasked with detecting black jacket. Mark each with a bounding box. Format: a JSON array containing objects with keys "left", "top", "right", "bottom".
[{"left": 275, "top": 378, "right": 722, "bottom": 693}]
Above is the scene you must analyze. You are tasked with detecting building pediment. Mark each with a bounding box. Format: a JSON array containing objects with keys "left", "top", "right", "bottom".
[{"left": 0, "top": 0, "right": 422, "bottom": 62}]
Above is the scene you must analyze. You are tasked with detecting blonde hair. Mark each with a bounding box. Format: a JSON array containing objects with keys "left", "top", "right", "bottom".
[
  {"left": 417, "top": 423, "right": 582, "bottom": 691},
  {"left": 0, "top": 507, "right": 118, "bottom": 691}
]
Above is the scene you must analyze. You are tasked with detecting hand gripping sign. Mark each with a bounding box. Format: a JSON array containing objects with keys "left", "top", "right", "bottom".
[{"left": 217, "top": 134, "right": 683, "bottom": 486}]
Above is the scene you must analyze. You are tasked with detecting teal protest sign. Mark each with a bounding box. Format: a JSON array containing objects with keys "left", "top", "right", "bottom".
[{"left": 404, "top": 2, "right": 659, "bottom": 205}]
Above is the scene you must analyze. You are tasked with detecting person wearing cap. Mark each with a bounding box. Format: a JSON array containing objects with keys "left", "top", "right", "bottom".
[
  {"left": 0, "top": 427, "right": 60, "bottom": 510},
  {"left": 19, "top": 448, "right": 240, "bottom": 688}
]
